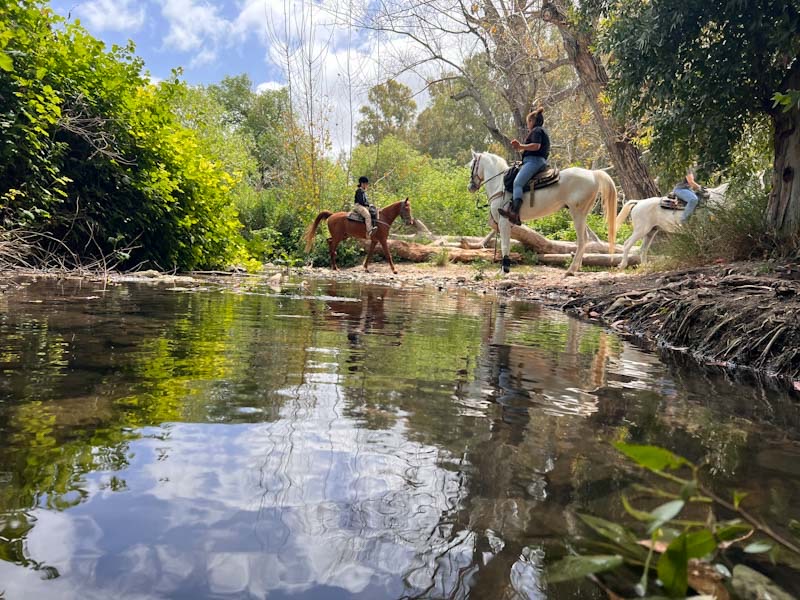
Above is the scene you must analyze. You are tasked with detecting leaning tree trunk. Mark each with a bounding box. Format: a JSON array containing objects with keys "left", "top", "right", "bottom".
[
  {"left": 542, "top": 3, "right": 660, "bottom": 201},
  {"left": 767, "top": 93, "right": 800, "bottom": 239}
]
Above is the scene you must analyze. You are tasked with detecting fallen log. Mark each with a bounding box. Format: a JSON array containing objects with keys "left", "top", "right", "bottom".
[
  {"left": 461, "top": 225, "right": 625, "bottom": 254},
  {"left": 535, "top": 253, "right": 640, "bottom": 267},
  {"left": 359, "top": 239, "right": 521, "bottom": 263}
]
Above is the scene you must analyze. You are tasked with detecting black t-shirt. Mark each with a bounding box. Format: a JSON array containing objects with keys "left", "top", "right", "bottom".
[
  {"left": 355, "top": 187, "right": 369, "bottom": 206},
  {"left": 523, "top": 126, "right": 550, "bottom": 159}
]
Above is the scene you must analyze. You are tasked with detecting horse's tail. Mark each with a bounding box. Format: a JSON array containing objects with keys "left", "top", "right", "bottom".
[
  {"left": 615, "top": 200, "right": 638, "bottom": 230},
  {"left": 302, "top": 211, "right": 333, "bottom": 253},
  {"left": 595, "top": 170, "right": 618, "bottom": 254}
]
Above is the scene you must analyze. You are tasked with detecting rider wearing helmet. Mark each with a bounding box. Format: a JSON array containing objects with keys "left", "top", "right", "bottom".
[{"left": 354, "top": 176, "right": 376, "bottom": 237}]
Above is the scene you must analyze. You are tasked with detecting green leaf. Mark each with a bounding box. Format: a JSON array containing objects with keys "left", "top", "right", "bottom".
[
  {"left": 657, "top": 533, "right": 689, "bottom": 597},
  {"left": 578, "top": 514, "right": 648, "bottom": 559},
  {"left": 647, "top": 500, "right": 685, "bottom": 534},
  {"left": 683, "top": 530, "right": 717, "bottom": 559},
  {"left": 614, "top": 443, "right": 689, "bottom": 472},
  {"left": 546, "top": 554, "right": 625, "bottom": 583},
  {"left": 0, "top": 52, "right": 13, "bottom": 72},
  {"left": 743, "top": 541, "right": 773, "bottom": 554},
  {"left": 733, "top": 490, "right": 748, "bottom": 509},
  {"left": 715, "top": 521, "right": 752, "bottom": 542},
  {"left": 790, "top": 519, "right": 800, "bottom": 539}
]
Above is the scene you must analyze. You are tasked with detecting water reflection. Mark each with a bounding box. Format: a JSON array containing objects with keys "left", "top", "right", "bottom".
[{"left": 0, "top": 275, "right": 798, "bottom": 598}]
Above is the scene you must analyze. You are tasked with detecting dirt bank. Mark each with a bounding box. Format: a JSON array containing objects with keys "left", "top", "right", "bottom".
[{"left": 301, "top": 260, "right": 800, "bottom": 383}]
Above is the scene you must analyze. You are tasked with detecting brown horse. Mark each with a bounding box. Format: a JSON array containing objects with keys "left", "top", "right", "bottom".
[{"left": 303, "top": 198, "right": 414, "bottom": 273}]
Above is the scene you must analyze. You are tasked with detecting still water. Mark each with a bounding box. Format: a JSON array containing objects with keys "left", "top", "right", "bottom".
[{"left": 0, "top": 275, "right": 799, "bottom": 599}]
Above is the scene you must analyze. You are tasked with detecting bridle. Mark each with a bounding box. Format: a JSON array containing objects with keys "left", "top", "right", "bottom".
[{"left": 469, "top": 153, "right": 508, "bottom": 206}]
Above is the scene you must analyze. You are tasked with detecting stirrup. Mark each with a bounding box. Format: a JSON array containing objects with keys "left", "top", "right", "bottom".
[{"left": 498, "top": 208, "right": 521, "bottom": 226}]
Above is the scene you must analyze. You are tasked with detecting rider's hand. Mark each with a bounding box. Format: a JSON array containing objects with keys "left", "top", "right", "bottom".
[{"left": 511, "top": 139, "right": 520, "bottom": 150}]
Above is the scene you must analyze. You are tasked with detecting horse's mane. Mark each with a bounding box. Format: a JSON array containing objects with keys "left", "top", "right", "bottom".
[{"left": 480, "top": 152, "right": 510, "bottom": 171}]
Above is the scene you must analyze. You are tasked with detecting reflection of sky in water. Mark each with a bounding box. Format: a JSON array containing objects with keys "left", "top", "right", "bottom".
[
  {"left": 0, "top": 379, "right": 497, "bottom": 599},
  {"left": 1, "top": 278, "right": 799, "bottom": 599}
]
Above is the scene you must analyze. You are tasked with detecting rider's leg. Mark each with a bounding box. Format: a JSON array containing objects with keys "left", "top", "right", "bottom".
[
  {"left": 509, "top": 157, "right": 546, "bottom": 224},
  {"left": 674, "top": 189, "right": 699, "bottom": 224},
  {"left": 354, "top": 204, "right": 374, "bottom": 236}
]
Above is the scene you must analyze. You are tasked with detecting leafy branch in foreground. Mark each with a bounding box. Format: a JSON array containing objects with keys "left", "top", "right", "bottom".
[{"left": 546, "top": 443, "right": 800, "bottom": 598}]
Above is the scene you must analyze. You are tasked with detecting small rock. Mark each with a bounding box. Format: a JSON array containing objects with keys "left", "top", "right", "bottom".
[
  {"left": 589, "top": 311, "right": 600, "bottom": 318},
  {"left": 731, "top": 565, "right": 795, "bottom": 600}
]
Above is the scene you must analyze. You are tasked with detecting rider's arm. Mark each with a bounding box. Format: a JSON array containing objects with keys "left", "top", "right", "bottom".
[{"left": 686, "top": 172, "right": 701, "bottom": 190}]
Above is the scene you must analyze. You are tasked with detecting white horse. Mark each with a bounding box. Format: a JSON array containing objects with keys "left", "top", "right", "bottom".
[
  {"left": 615, "top": 183, "right": 729, "bottom": 269},
  {"left": 467, "top": 151, "right": 618, "bottom": 275}
]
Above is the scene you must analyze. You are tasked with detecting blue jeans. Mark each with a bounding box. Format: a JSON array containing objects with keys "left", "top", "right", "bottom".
[
  {"left": 674, "top": 188, "right": 699, "bottom": 223},
  {"left": 513, "top": 156, "right": 547, "bottom": 202}
]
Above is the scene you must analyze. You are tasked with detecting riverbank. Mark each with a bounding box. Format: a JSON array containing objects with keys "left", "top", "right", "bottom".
[{"left": 299, "top": 260, "right": 800, "bottom": 384}]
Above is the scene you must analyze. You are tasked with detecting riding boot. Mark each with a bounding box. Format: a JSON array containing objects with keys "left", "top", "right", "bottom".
[{"left": 507, "top": 197, "right": 522, "bottom": 225}]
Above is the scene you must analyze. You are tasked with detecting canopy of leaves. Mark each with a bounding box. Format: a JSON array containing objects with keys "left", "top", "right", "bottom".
[
  {"left": 600, "top": 0, "right": 800, "bottom": 175},
  {"left": 0, "top": 0, "right": 246, "bottom": 270},
  {"left": 356, "top": 79, "right": 417, "bottom": 146}
]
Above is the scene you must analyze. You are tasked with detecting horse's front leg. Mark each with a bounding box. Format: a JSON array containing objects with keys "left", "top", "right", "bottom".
[
  {"left": 363, "top": 240, "right": 377, "bottom": 271},
  {"left": 495, "top": 206, "right": 512, "bottom": 274},
  {"left": 566, "top": 211, "right": 588, "bottom": 276},
  {"left": 379, "top": 238, "right": 397, "bottom": 274}
]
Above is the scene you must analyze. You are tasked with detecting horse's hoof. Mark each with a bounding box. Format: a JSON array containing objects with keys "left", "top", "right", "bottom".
[
  {"left": 501, "top": 255, "right": 511, "bottom": 274},
  {"left": 564, "top": 271, "right": 576, "bottom": 277}
]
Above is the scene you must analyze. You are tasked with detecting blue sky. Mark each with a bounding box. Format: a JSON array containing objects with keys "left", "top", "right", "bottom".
[{"left": 51, "top": 0, "right": 288, "bottom": 88}]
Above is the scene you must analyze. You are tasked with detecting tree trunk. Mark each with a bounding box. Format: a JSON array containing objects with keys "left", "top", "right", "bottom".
[
  {"left": 767, "top": 99, "right": 800, "bottom": 239},
  {"left": 542, "top": 3, "right": 659, "bottom": 201}
]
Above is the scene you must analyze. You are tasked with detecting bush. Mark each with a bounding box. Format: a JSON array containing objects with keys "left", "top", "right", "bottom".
[
  {"left": 0, "top": 1, "right": 246, "bottom": 270},
  {"left": 663, "top": 180, "right": 785, "bottom": 264},
  {"left": 530, "top": 209, "right": 632, "bottom": 244}
]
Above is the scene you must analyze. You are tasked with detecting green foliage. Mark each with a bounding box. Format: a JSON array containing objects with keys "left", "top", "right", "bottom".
[
  {"left": 356, "top": 79, "right": 417, "bottom": 146},
  {"left": 351, "top": 136, "right": 487, "bottom": 237},
  {"left": 551, "top": 443, "right": 799, "bottom": 598},
  {"left": 599, "top": 0, "right": 800, "bottom": 174},
  {"left": 413, "top": 80, "right": 492, "bottom": 164},
  {"left": 663, "top": 182, "right": 785, "bottom": 264},
  {"left": 0, "top": 1, "right": 246, "bottom": 270},
  {"left": 528, "top": 209, "right": 632, "bottom": 243}
]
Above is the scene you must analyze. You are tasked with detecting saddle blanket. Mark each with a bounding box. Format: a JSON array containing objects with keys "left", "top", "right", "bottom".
[
  {"left": 347, "top": 207, "right": 378, "bottom": 222},
  {"left": 503, "top": 164, "right": 560, "bottom": 193},
  {"left": 660, "top": 195, "right": 687, "bottom": 210}
]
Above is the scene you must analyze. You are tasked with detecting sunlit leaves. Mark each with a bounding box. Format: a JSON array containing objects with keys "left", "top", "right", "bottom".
[{"left": 614, "top": 442, "right": 691, "bottom": 472}]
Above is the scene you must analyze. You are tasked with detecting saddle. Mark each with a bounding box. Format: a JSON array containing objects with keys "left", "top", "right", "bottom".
[
  {"left": 503, "top": 163, "right": 560, "bottom": 193},
  {"left": 347, "top": 205, "right": 378, "bottom": 223},
  {"left": 660, "top": 188, "right": 710, "bottom": 210}
]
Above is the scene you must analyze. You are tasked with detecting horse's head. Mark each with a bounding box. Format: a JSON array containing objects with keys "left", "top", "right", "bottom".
[
  {"left": 467, "top": 150, "right": 484, "bottom": 193},
  {"left": 400, "top": 197, "right": 415, "bottom": 226}
]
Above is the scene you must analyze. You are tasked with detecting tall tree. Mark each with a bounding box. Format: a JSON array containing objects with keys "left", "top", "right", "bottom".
[
  {"left": 352, "top": 0, "right": 658, "bottom": 199},
  {"left": 356, "top": 79, "right": 417, "bottom": 145},
  {"left": 541, "top": 1, "right": 659, "bottom": 199},
  {"left": 413, "top": 80, "right": 492, "bottom": 163},
  {"left": 601, "top": 0, "right": 800, "bottom": 237}
]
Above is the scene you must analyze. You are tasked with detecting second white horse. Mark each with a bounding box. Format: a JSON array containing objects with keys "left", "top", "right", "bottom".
[{"left": 615, "top": 183, "right": 730, "bottom": 269}]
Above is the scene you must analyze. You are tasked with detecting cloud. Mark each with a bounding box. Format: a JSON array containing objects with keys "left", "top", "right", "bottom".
[
  {"left": 256, "top": 81, "right": 285, "bottom": 93},
  {"left": 161, "top": 0, "right": 232, "bottom": 52},
  {"left": 75, "top": 0, "right": 146, "bottom": 32}
]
